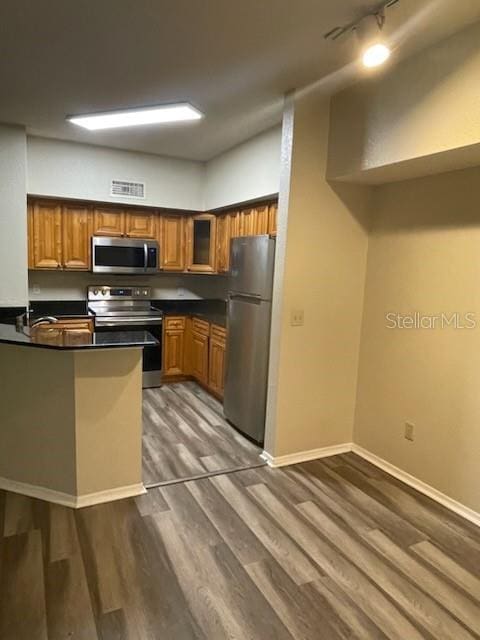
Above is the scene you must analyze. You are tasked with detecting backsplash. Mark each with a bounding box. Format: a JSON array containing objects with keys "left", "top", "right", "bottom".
[{"left": 28, "top": 270, "right": 229, "bottom": 301}]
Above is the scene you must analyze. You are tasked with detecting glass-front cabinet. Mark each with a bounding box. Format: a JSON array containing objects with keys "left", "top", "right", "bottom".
[{"left": 187, "top": 214, "right": 217, "bottom": 273}]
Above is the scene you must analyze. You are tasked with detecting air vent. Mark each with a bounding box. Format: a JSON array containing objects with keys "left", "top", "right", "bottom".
[{"left": 111, "top": 179, "right": 146, "bottom": 199}]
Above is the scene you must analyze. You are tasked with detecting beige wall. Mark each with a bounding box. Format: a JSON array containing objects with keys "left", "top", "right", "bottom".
[
  {"left": 74, "top": 349, "right": 143, "bottom": 495},
  {"left": 0, "top": 125, "right": 28, "bottom": 307},
  {"left": 0, "top": 344, "right": 143, "bottom": 503},
  {"left": 354, "top": 165, "right": 480, "bottom": 513},
  {"left": 0, "top": 345, "right": 77, "bottom": 494},
  {"left": 328, "top": 19, "right": 480, "bottom": 183},
  {"left": 265, "top": 89, "right": 371, "bottom": 456}
]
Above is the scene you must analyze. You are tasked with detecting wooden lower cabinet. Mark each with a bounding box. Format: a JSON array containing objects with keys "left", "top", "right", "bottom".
[
  {"left": 163, "top": 316, "right": 186, "bottom": 376},
  {"left": 208, "top": 328, "right": 226, "bottom": 398},
  {"left": 162, "top": 315, "right": 227, "bottom": 398},
  {"left": 191, "top": 330, "right": 209, "bottom": 384}
]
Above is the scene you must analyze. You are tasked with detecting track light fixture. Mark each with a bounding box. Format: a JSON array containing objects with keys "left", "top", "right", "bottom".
[{"left": 324, "top": 0, "right": 399, "bottom": 68}]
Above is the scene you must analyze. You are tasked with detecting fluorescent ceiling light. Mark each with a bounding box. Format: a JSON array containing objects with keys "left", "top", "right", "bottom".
[
  {"left": 67, "top": 103, "right": 203, "bottom": 131},
  {"left": 362, "top": 43, "right": 391, "bottom": 68}
]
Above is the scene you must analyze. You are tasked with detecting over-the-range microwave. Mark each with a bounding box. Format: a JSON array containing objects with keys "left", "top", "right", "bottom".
[{"left": 92, "top": 237, "right": 159, "bottom": 274}]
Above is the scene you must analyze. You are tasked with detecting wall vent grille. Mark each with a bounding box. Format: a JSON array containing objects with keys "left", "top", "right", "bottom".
[{"left": 111, "top": 179, "right": 146, "bottom": 199}]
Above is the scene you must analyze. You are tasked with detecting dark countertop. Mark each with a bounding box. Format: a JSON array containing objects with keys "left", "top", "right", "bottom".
[
  {"left": 0, "top": 323, "right": 158, "bottom": 351},
  {"left": 0, "top": 298, "right": 227, "bottom": 330}
]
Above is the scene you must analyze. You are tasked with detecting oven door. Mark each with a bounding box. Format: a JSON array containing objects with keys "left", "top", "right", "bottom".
[
  {"left": 92, "top": 237, "right": 159, "bottom": 274},
  {"left": 94, "top": 316, "right": 163, "bottom": 388}
]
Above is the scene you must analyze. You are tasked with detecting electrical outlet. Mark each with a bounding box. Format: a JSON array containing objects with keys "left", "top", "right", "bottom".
[
  {"left": 404, "top": 421, "right": 415, "bottom": 442},
  {"left": 177, "top": 288, "right": 185, "bottom": 298},
  {"left": 32, "top": 284, "right": 41, "bottom": 295},
  {"left": 291, "top": 309, "right": 304, "bottom": 327}
]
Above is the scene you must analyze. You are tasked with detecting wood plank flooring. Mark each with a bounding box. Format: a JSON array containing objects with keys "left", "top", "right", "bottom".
[
  {"left": 1, "top": 452, "right": 479, "bottom": 639},
  {"left": 142, "top": 382, "right": 263, "bottom": 486}
]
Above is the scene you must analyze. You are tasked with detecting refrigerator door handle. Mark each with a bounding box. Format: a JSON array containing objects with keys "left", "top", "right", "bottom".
[{"left": 228, "top": 292, "right": 262, "bottom": 301}]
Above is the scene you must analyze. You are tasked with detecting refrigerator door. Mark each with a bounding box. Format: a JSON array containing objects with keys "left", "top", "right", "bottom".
[
  {"left": 229, "top": 235, "right": 275, "bottom": 300},
  {"left": 224, "top": 294, "right": 272, "bottom": 443}
]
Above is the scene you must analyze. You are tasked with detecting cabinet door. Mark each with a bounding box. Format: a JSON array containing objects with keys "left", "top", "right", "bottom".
[
  {"left": 32, "top": 201, "right": 63, "bottom": 269},
  {"left": 27, "top": 203, "right": 34, "bottom": 269},
  {"left": 240, "top": 208, "right": 257, "bottom": 236},
  {"left": 163, "top": 328, "right": 185, "bottom": 376},
  {"left": 187, "top": 214, "right": 217, "bottom": 273},
  {"left": 160, "top": 214, "right": 186, "bottom": 271},
  {"left": 62, "top": 204, "right": 93, "bottom": 270},
  {"left": 93, "top": 207, "right": 125, "bottom": 236},
  {"left": 208, "top": 337, "right": 226, "bottom": 397},
  {"left": 229, "top": 210, "right": 241, "bottom": 239},
  {"left": 216, "top": 214, "right": 231, "bottom": 273},
  {"left": 191, "top": 331, "right": 209, "bottom": 384},
  {"left": 268, "top": 202, "right": 278, "bottom": 236},
  {"left": 255, "top": 205, "right": 269, "bottom": 235},
  {"left": 125, "top": 210, "right": 157, "bottom": 239}
]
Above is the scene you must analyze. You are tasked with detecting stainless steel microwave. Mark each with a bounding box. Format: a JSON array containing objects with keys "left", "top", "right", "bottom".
[{"left": 92, "top": 237, "right": 159, "bottom": 274}]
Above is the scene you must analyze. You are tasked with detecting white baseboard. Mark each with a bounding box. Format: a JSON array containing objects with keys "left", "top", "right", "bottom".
[
  {"left": 261, "top": 442, "right": 479, "bottom": 528},
  {"left": 261, "top": 442, "right": 353, "bottom": 468},
  {"left": 0, "top": 477, "right": 146, "bottom": 509},
  {"left": 351, "top": 444, "right": 480, "bottom": 529}
]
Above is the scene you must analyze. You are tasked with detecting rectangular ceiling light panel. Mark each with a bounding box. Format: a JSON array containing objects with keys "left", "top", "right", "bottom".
[{"left": 68, "top": 103, "right": 202, "bottom": 131}]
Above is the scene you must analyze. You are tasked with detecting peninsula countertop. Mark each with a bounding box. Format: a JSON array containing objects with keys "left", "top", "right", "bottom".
[{"left": 0, "top": 323, "right": 158, "bottom": 350}]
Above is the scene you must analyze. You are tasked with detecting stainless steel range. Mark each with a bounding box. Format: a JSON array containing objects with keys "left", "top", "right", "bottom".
[{"left": 88, "top": 286, "right": 163, "bottom": 388}]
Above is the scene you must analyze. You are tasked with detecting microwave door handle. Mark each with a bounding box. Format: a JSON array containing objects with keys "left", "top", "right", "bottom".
[{"left": 144, "top": 242, "right": 148, "bottom": 272}]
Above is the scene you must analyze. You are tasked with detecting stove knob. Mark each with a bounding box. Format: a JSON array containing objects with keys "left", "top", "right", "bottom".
[
  {"left": 101, "top": 288, "right": 108, "bottom": 296},
  {"left": 93, "top": 289, "right": 99, "bottom": 296}
]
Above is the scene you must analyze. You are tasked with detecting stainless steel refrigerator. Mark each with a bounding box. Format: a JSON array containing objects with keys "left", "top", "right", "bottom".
[{"left": 224, "top": 235, "right": 276, "bottom": 444}]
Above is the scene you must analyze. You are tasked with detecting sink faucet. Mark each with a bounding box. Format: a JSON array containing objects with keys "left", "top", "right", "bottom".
[{"left": 30, "top": 316, "right": 59, "bottom": 328}]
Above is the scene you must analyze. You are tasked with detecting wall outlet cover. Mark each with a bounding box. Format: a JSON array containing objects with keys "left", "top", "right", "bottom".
[
  {"left": 404, "top": 421, "right": 415, "bottom": 442},
  {"left": 291, "top": 309, "right": 304, "bottom": 327}
]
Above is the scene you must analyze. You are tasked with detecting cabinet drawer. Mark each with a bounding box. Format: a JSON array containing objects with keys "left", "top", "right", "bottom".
[
  {"left": 210, "top": 324, "right": 226, "bottom": 342},
  {"left": 192, "top": 317, "right": 210, "bottom": 336},
  {"left": 165, "top": 316, "right": 186, "bottom": 330}
]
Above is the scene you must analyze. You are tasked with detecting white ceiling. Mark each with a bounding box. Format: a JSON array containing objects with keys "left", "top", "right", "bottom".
[{"left": 1, "top": 0, "right": 479, "bottom": 161}]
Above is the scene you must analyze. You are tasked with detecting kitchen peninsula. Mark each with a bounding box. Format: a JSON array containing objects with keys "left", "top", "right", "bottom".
[{"left": 0, "top": 323, "right": 157, "bottom": 507}]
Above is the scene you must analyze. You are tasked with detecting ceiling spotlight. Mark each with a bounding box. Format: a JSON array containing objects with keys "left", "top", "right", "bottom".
[
  {"left": 324, "top": 0, "right": 398, "bottom": 68},
  {"left": 362, "top": 43, "right": 391, "bottom": 68}
]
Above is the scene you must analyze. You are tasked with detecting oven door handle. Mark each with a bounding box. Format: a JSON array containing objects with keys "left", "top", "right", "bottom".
[{"left": 95, "top": 317, "right": 163, "bottom": 327}]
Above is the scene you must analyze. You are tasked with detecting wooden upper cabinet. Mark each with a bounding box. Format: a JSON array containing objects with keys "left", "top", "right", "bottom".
[
  {"left": 93, "top": 207, "right": 125, "bottom": 236},
  {"left": 216, "top": 214, "right": 231, "bottom": 274},
  {"left": 255, "top": 205, "right": 269, "bottom": 235},
  {"left": 27, "top": 203, "right": 34, "bottom": 269},
  {"left": 187, "top": 214, "right": 217, "bottom": 273},
  {"left": 160, "top": 214, "right": 185, "bottom": 271},
  {"left": 240, "top": 208, "right": 257, "bottom": 236},
  {"left": 229, "top": 210, "right": 241, "bottom": 239},
  {"left": 125, "top": 210, "right": 157, "bottom": 239},
  {"left": 268, "top": 202, "right": 278, "bottom": 236},
  {"left": 31, "top": 201, "right": 63, "bottom": 269},
  {"left": 62, "top": 204, "right": 92, "bottom": 270}
]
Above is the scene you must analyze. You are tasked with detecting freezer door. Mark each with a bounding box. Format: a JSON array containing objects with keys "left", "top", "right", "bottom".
[
  {"left": 224, "top": 294, "right": 272, "bottom": 443},
  {"left": 229, "top": 235, "right": 275, "bottom": 300}
]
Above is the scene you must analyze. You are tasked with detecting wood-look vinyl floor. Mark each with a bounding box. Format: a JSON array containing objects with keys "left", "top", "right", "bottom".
[
  {"left": 1, "top": 452, "right": 479, "bottom": 640},
  {"left": 142, "top": 382, "right": 264, "bottom": 486}
]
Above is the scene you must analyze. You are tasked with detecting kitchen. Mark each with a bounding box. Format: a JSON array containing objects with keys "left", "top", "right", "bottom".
[
  {"left": 1, "top": 2, "right": 480, "bottom": 638},
  {"left": 10, "top": 190, "right": 280, "bottom": 488}
]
